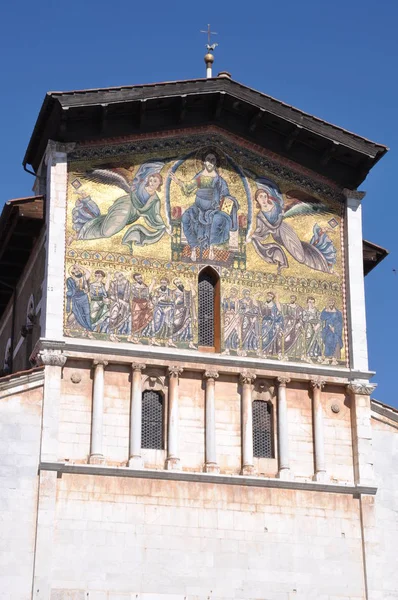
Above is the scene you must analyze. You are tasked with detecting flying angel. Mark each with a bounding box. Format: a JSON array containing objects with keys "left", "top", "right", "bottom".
[
  {"left": 71, "top": 162, "right": 171, "bottom": 251},
  {"left": 247, "top": 177, "right": 337, "bottom": 274}
]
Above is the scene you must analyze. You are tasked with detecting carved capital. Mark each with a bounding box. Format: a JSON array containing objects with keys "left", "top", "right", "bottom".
[
  {"left": 204, "top": 370, "right": 219, "bottom": 380},
  {"left": 277, "top": 377, "right": 291, "bottom": 387},
  {"left": 168, "top": 366, "right": 183, "bottom": 378},
  {"left": 347, "top": 383, "right": 377, "bottom": 396},
  {"left": 343, "top": 188, "right": 366, "bottom": 201},
  {"left": 36, "top": 349, "right": 67, "bottom": 367},
  {"left": 131, "top": 362, "right": 146, "bottom": 373},
  {"left": 239, "top": 370, "right": 256, "bottom": 385},
  {"left": 93, "top": 359, "right": 108, "bottom": 368},
  {"left": 311, "top": 377, "right": 326, "bottom": 390}
]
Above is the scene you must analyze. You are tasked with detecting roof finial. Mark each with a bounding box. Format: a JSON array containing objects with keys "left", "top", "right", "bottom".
[{"left": 200, "top": 24, "right": 218, "bottom": 79}]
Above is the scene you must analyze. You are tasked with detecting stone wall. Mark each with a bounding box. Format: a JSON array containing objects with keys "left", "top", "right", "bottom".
[
  {"left": 46, "top": 475, "right": 366, "bottom": 600},
  {"left": 0, "top": 376, "right": 43, "bottom": 599}
]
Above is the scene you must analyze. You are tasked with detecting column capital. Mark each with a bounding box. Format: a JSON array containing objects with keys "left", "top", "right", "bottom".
[
  {"left": 347, "top": 382, "right": 376, "bottom": 396},
  {"left": 168, "top": 365, "right": 183, "bottom": 378},
  {"left": 239, "top": 370, "right": 256, "bottom": 385},
  {"left": 311, "top": 377, "right": 326, "bottom": 390},
  {"left": 36, "top": 349, "right": 67, "bottom": 367},
  {"left": 93, "top": 359, "right": 108, "bottom": 368},
  {"left": 131, "top": 362, "right": 146, "bottom": 372},
  {"left": 204, "top": 370, "right": 219, "bottom": 380},
  {"left": 277, "top": 376, "right": 291, "bottom": 387},
  {"left": 343, "top": 188, "right": 366, "bottom": 203}
]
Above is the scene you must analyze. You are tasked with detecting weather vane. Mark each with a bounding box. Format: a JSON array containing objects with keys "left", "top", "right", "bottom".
[
  {"left": 201, "top": 24, "right": 218, "bottom": 52},
  {"left": 201, "top": 24, "right": 218, "bottom": 78}
]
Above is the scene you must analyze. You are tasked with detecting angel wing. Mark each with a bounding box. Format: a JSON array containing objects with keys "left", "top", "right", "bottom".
[
  {"left": 284, "top": 189, "right": 326, "bottom": 218},
  {"left": 78, "top": 169, "right": 131, "bottom": 194}
]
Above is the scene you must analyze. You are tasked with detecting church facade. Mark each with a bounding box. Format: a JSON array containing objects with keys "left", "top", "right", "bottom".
[{"left": 0, "top": 73, "right": 397, "bottom": 600}]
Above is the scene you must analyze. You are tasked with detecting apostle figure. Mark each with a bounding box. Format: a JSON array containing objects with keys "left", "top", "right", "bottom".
[
  {"left": 147, "top": 278, "right": 175, "bottom": 346},
  {"left": 169, "top": 151, "right": 239, "bottom": 262},
  {"left": 238, "top": 289, "right": 259, "bottom": 355},
  {"left": 66, "top": 264, "right": 93, "bottom": 337},
  {"left": 258, "top": 292, "right": 284, "bottom": 357},
  {"left": 222, "top": 287, "right": 241, "bottom": 354},
  {"left": 320, "top": 299, "right": 343, "bottom": 364},
  {"left": 249, "top": 180, "right": 331, "bottom": 274},
  {"left": 108, "top": 271, "right": 131, "bottom": 341},
  {"left": 302, "top": 297, "right": 322, "bottom": 360},
  {"left": 282, "top": 295, "right": 305, "bottom": 360},
  {"left": 172, "top": 277, "right": 196, "bottom": 348},
  {"left": 128, "top": 273, "right": 154, "bottom": 343},
  {"left": 89, "top": 270, "right": 110, "bottom": 333}
]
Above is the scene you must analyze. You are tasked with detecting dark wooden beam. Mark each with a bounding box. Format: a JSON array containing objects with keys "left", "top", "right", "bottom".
[
  {"left": 178, "top": 95, "right": 187, "bottom": 124},
  {"left": 214, "top": 92, "right": 226, "bottom": 120},
  {"left": 100, "top": 103, "right": 109, "bottom": 134},
  {"left": 321, "top": 140, "right": 340, "bottom": 166},
  {"left": 249, "top": 108, "right": 265, "bottom": 133},
  {"left": 284, "top": 125, "right": 303, "bottom": 151},
  {"left": 139, "top": 99, "right": 147, "bottom": 128}
]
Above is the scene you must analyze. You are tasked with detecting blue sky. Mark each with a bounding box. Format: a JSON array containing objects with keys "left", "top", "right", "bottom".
[{"left": 1, "top": 0, "right": 396, "bottom": 405}]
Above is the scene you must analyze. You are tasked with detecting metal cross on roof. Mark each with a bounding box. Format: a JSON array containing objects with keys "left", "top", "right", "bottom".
[{"left": 201, "top": 24, "right": 218, "bottom": 52}]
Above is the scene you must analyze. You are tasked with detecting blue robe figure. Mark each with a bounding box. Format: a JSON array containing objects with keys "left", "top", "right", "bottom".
[
  {"left": 310, "top": 224, "right": 337, "bottom": 271},
  {"left": 259, "top": 297, "right": 284, "bottom": 356},
  {"left": 66, "top": 275, "right": 92, "bottom": 331},
  {"left": 170, "top": 152, "right": 239, "bottom": 260},
  {"left": 321, "top": 304, "right": 343, "bottom": 359}
]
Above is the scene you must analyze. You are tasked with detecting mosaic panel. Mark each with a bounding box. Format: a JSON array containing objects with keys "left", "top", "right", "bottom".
[{"left": 64, "top": 133, "right": 347, "bottom": 366}]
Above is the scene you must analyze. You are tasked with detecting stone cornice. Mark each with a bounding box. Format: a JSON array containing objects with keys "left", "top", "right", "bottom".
[
  {"left": 33, "top": 338, "right": 376, "bottom": 386},
  {"left": 0, "top": 368, "right": 44, "bottom": 398},
  {"left": 39, "top": 461, "right": 378, "bottom": 497}
]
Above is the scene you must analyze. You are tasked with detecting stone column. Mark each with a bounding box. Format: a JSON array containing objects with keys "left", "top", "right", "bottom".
[
  {"left": 344, "top": 190, "right": 368, "bottom": 372},
  {"left": 89, "top": 359, "right": 108, "bottom": 465},
  {"left": 311, "top": 378, "right": 327, "bottom": 482},
  {"left": 203, "top": 370, "right": 220, "bottom": 474},
  {"left": 347, "top": 382, "right": 376, "bottom": 486},
  {"left": 166, "top": 366, "right": 183, "bottom": 470},
  {"left": 276, "top": 376, "right": 292, "bottom": 480},
  {"left": 240, "top": 370, "right": 256, "bottom": 475},
  {"left": 128, "top": 363, "right": 146, "bottom": 468}
]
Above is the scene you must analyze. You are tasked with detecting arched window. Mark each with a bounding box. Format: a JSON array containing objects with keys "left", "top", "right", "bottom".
[
  {"left": 142, "top": 390, "right": 164, "bottom": 449},
  {"left": 253, "top": 400, "right": 273, "bottom": 458},
  {"left": 198, "top": 267, "right": 220, "bottom": 352}
]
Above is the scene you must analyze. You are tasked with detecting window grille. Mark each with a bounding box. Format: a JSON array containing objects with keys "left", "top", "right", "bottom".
[
  {"left": 142, "top": 390, "right": 164, "bottom": 449},
  {"left": 198, "top": 271, "right": 215, "bottom": 347},
  {"left": 253, "top": 400, "right": 273, "bottom": 458}
]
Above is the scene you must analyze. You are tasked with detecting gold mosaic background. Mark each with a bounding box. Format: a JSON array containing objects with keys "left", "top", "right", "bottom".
[{"left": 64, "top": 140, "right": 346, "bottom": 366}]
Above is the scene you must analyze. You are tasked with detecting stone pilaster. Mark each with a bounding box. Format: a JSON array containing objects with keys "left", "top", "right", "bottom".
[
  {"left": 203, "top": 370, "right": 220, "bottom": 474},
  {"left": 89, "top": 360, "right": 108, "bottom": 465},
  {"left": 344, "top": 189, "right": 368, "bottom": 371},
  {"left": 240, "top": 370, "right": 256, "bottom": 475},
  {"left": 347, "top": 382, "right": 377, "bottom": 486},
  {"left": 128, "top": 363, "right": 146, "bottom": 468},
  {"left": 36, "top": 349, "right": 67, "bottom": 462},
  {"left": 166, "top": 366, "right": 183, "bottom": 470},
  {"left": 41, "top": 141, "right": 75, "bottom": 339},
  {"left": 276, "top": 376, "right": 292, "bottom": 480},
  {"left": 311, "top": 377, "right": 327, "bottom": 482}
]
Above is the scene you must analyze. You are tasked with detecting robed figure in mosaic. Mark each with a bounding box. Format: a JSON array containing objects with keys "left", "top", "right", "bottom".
[
  {"left": 170, "top": 152, "right": 239, "bottom": 261},
  {"left": 72, "top": 162, "right": 170, "bottom": 250},
  {"left": 249, "top": 179, "right": 335, "bottom": 274}
]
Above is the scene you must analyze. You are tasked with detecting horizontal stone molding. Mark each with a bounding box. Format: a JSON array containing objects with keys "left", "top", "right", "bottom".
[
  {"left": 39, "top": 461, "right": 378, "bottom": 496},
  {"left": 0, "top": 368, "right": 44, "bottom": 398}
]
